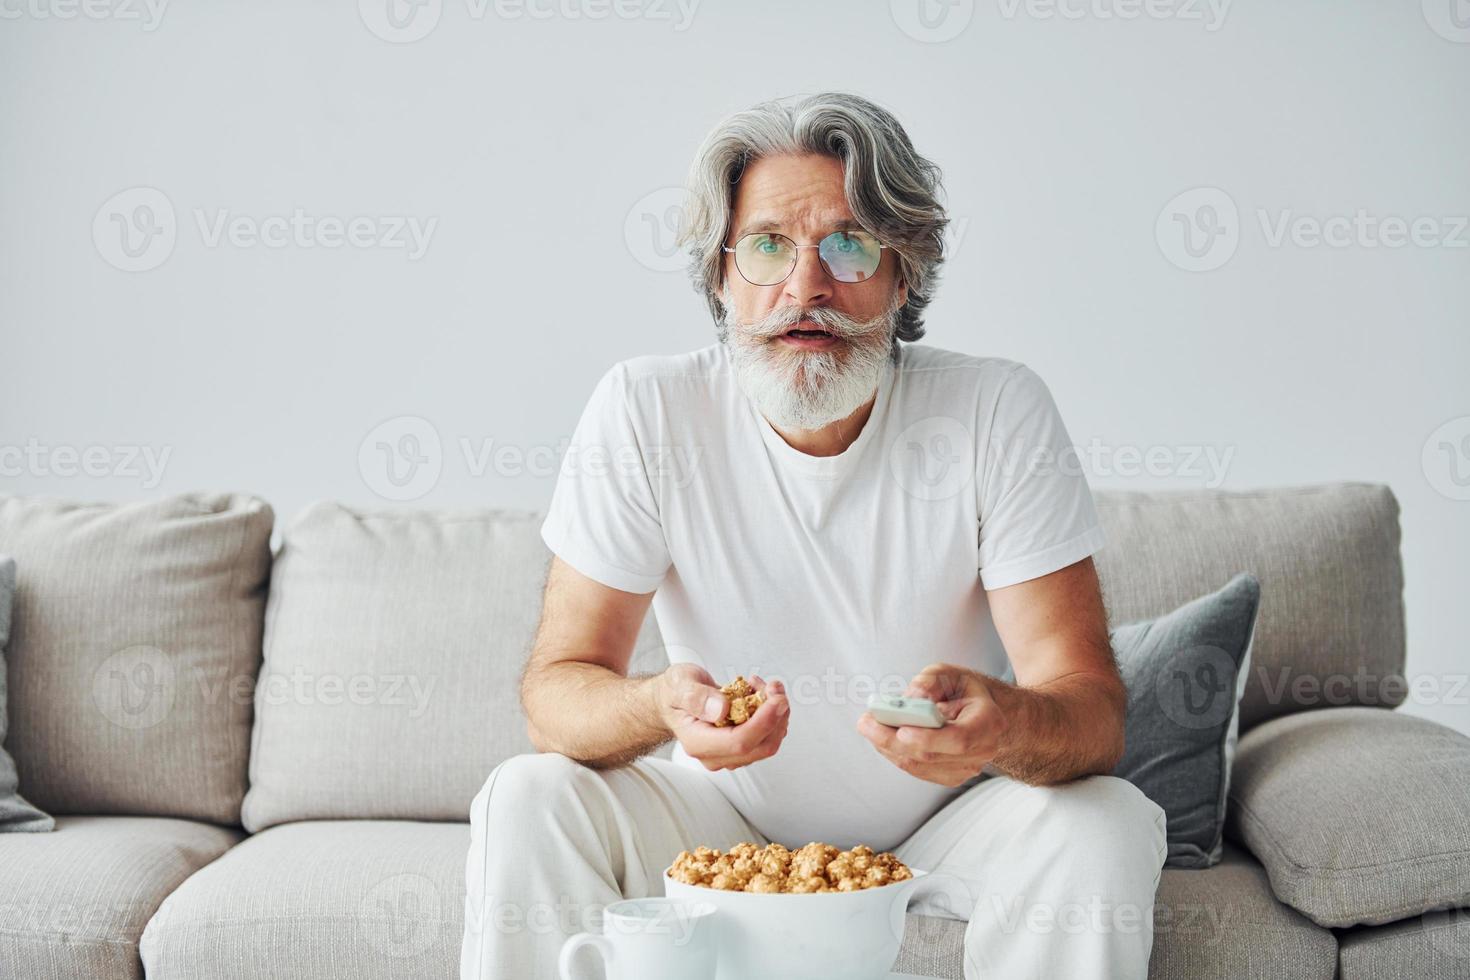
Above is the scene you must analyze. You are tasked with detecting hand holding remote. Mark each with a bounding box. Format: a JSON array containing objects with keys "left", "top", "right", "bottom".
[{"left": 856, "top": 662, "right": 1007, "bottom": 788}]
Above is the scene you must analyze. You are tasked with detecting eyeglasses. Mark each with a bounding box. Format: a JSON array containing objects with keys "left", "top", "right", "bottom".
[{"left": 722, "top": 230, "right": 889, "bottom": 287}]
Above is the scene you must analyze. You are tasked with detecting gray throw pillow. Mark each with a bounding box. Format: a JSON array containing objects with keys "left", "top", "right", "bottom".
[
  {"left": 0, "top": 555, "right": 53, "bottom": 832},
  {"left": 1110, "top": 572, "right": 1260, "bottom": 869}
]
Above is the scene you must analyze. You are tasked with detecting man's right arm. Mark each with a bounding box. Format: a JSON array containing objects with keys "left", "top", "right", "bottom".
[
  {"left": 519, "top": 556, "right": 790, "bottom": 771},
  {"left": 520, "top": 556, "right": 671, "bottom": 769}
]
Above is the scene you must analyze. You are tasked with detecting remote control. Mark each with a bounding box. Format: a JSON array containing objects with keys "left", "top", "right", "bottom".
[{"left": 866, "top": 693, "right": 946, "bottom": 729}]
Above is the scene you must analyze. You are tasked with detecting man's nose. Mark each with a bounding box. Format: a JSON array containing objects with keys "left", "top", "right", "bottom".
[{"left": 782, "top": 245, "right": 832, "bottom": 308}]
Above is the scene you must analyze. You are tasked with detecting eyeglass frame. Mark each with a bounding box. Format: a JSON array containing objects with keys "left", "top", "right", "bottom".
[{"left": 720, "top": 230, "right": 891, "bottom": 287}]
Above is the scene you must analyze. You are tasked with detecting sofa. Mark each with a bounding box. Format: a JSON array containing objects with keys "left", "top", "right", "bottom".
[{"left": 1, "top": 482, "right": 1467, "bottom": 980}]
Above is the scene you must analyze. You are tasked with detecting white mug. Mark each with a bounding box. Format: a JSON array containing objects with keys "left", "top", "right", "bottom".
[{"left": 558, "top": 897, "right": 718, "bottom": 980}]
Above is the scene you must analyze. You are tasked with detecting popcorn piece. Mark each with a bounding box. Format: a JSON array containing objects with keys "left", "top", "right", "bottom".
[
  {"left": 713, "top": 676, "right": 767, "bottom": 727},
  {"left": 667, "top": 841, "right": 912, "bottom": 894}
]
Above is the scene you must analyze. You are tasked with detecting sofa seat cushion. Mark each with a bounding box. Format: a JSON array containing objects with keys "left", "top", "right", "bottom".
[
  {"left": 139, "top": 821, "right": 1337, "bottom": 980},
  {"left": 894, "top": 843, "right": 1335, "bottom": 980},
  {"left": 1145, "top": 843, "right": 1337, "bottom": 979},
  {"left": 140, "top": 820, "right": 470, "bottom": 980},
  {"left": 140, "top": 819, "right": 1011, "bottom": 980},
  {"left": 1336, "top": 911, "right": 1470, "bottom": 979},
  {"left": 1226, "top": 707, "right": 1470, "bottom": 928},
  {"left": 0, "top": 815, "right": 242, "bottom": 980}
]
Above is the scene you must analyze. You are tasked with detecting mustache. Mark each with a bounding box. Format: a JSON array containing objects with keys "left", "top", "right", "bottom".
[{"left": 741, "top": 303, "right": 892, "bottom": 341}]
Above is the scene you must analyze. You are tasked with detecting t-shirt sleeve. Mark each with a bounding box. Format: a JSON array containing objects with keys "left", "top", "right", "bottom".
[
  {"left": 539, "top": 363, "right": 671, "bottom": 594},
  {"left": 975, "top": 364, "right": 1106, "bottom": 590}
]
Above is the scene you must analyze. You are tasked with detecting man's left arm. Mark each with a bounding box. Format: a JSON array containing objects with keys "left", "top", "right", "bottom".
[
  {"left": 978, "top": 554, "right": 1125, "bottom": 782},
  {"left": 857, "top": 556, "right": 1125, "bottom": 787}
]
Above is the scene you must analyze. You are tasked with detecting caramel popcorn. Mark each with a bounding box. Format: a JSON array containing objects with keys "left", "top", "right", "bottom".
[
  {"left": 667, "top": 841, "right": 913, "bottom": 893},
  {"left": 713, "top": 676, "right": 767, "bottom": 727}
]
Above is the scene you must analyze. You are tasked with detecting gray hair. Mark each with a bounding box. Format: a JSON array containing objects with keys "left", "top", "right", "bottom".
[{"left": 677, "top": 92, "right": 949, "bottom": 352}]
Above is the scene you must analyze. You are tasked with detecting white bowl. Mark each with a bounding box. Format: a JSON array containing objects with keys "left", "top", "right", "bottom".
[{"left": 662, "top": 867, "right": 950, "bottom": 980}]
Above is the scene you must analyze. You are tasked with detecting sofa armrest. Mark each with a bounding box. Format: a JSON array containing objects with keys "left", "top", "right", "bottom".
[{"left": 1225, "top": 707, "right": 1470, "bottom": 928}]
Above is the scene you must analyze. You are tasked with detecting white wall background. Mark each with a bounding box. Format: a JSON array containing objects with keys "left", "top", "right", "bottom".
[{"left": 1, "top": 0, "right": 1466, "bottom": 734}]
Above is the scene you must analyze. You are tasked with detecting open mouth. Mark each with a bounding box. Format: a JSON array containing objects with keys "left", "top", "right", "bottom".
[{"left": 782, "top": 322, "right": 838, "bottom": 340}]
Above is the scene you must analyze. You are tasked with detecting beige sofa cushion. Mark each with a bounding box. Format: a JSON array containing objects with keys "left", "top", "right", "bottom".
[
  {"left": 0, "top": 493, "right": 273, "bottom": 822},
  {"left": 1336, "top": 911, "right": 1470, "bottom": 979},
  {"left": 0, "top": 815, "right": 241, "bottom": 980},
  {"left": 1094, "top": 484, "right": 1405, "bottom": 731},
  {"left": 1144, "top": 844, "right": 1338, "bottom": 980},
  {"left": 136, "top": 820, "right": 1336, "bottom": 980},
  {"left": 241, "top": 502, "right": 664, "bottom": 831},
  {"left": 1227, "top": 707, "right": 1470, "bottom": 928},
  {"left": 140, "top": 820, "right": 469, "bottom": 980}
]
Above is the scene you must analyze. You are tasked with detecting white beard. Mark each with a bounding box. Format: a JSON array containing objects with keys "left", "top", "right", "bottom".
[{"left": 718, "top": 288, "right": 901, "bottom": 432}]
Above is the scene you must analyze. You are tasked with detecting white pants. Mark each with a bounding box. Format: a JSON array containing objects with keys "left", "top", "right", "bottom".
[{"left": 460, "top": 752, "right": 1168, "bottom": 980}]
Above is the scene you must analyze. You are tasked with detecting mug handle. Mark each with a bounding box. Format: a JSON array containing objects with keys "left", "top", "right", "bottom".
[
  {"left": 559, "top": 932, "right": 614, "bottom": 980},
  {"left": 905, "top": 870, "right": 972, "bottom": 918}
]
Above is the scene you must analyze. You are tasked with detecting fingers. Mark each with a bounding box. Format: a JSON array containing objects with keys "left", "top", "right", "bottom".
[
  {"left": 668, "top": 670, "right": 786, "bottom": 727},
  {"left": 693, "top": 698, "right": 790, "bottom": 769},
  {"left": 857, "top": 709, "right": 986, "bottom": 786},
  {"left": 720, "top": 690, "right": 789, "bottom": 755},
  {"left": 737, "top": 704, "right": 790, "bottom": 762},
  {"left": 895, "top": 721, "right": 970, "bottom": 757},
  {"left": 668, "top": 669, "right": 790, "bottom": 766},
  {"left": 905, "top": 662, "right": 970, "bottom": 702},
  {"left": 665, "top": 670, "right": 728, "bottom": 725},
  {"left": 856, "top": 711, "right": 900, "bottom": 753},
  {"left": 858, "top": 710, "right": 954, "bottom": 759}
]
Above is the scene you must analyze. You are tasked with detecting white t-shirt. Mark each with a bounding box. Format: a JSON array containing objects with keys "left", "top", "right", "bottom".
[{"left": 540, "top": 342, "right": 1105, "bottom": 852}]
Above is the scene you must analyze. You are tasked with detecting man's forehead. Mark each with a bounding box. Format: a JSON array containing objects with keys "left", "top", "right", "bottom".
[{"left": 733, "top": 208, "right": 861, "bottom": 237}]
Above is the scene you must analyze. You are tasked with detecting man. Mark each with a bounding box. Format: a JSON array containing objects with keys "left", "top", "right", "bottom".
[{"left": 461, "top": 92, "right": 1166, "bottom": 979}]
